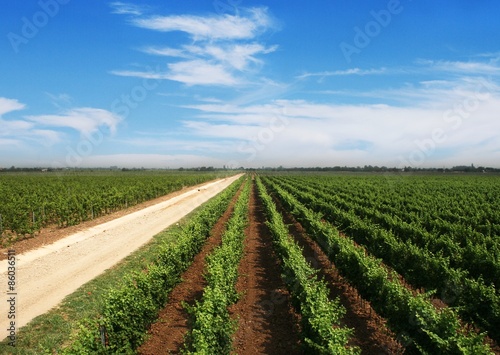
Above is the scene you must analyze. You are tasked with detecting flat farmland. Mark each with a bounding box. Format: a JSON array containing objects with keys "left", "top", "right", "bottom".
[{"left": 1, "top": 172, "right": 499, "bottom": 354}]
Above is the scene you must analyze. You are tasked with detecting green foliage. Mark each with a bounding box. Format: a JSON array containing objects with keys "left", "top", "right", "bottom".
[
  {"left": 62, "top": 319, "right": 108, "bottom": 355},
  {"left": 256, "top": 177, "right": 359, "bottom": 355},
  {"left": 184, "top": 178, "right": 250, "bottom": 354},
  {"left": 0, "top": 171, "right": 220, "bottom": 243},
  {"left": 268, "top": 174, "right": 500, "bottom": 343},
  {"left": 263, "top": 175, "right": 493, "bottom": 354},
  {"left": 62, "top": 176, "right": 244, "bottom": 353}
]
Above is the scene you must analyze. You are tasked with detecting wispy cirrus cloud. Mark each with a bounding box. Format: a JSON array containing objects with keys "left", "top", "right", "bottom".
[
  {"left": 297, "top": 67, "right": 388, "bottom": 80},
  {"left": 1, "top": 99, "right": 124, "bottom": 150},
  {"left": 141, "top": 46, "right": 191, "bottom": 58},
  {"left": 0, "top": 97, "right": 31, "bottom": 143},
  {"left": 166, "top": 60, "right": 238, "bottom": 86},
  {"left": 109, "top": 1, "right": 146, "bottom": 16},
  {"left": 418, "top": 59, "right": 500, "bottom": 75},
  {"left": 142, "top": 43, "right": 278, "bottom": 71},
  {"left": 314, "top": 76, "right": 499, "bottom": 107},
  {"left": 0, "top": 97, "right": 25, "bottom": 116},
  {"left": 112, "top": 60, "right": 238, "bottom": 86},
  {"left": 111, "top": 6, "right": 278, "bottom": 86},
  {"left": 26, "top": 107, "right": 122, "bottom": 136},
  {"left": 131, "top": 7, "right": 273, "bottom": 41},
  {"left": 298, "top": 57, "right": 500, "bottom": 84},
  {"left": 0, "top": 97, "right": 64, "bottom": 146}
]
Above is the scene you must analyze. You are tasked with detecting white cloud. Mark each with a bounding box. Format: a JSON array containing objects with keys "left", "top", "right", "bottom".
[
  {"left": 131, "top": 7, "right": 273, "bottom": 41},
  {"left": 315, "top": 77, "right": 499, "bottom": 108},
  {"left": 111, "top": 69, "right": 171, "bottom": 80},
  {"left": 1, "top": 118, "right": 34, "bottom": 133},
  {"left": 143, "top": 43, "right": 277, "bottom": 71},
  {"left": 195, "top": 43, "right": 277, "bottom": 71},
  {"left": 179, "top": 82, "right": 500, "bottom": 168},
  {"left": 31, "top": 129, "right": 63, "bottom": 146},
  {"left": 298, "top": 59, "right": 500, "bottom": 86},
  {"left": 418, "top": 59, "right": 500, "bottom": 76},
  {"left": 297, "top": 67, "right": 387, "bottom": 80},
  {"left": 114, "top": 7, "right": 277, "bottom": 87},
  {"left": 167, "top": 60, "right": 238, "bottom": 86},
  {"left": 170, "top": 72, "right": 500, "bottom": 168},
  {"left": 0, "top": 97, "right": 56, "bottom": 146},
  {"left": 113, "top": 60, "right": 238, "bottom": 86},
  {"left": 2, "top": 105, "right": 123, "bottom": 151},
  {"left": 116, "top": 134, "right": 239, "bottom": 153},
  {"left": 0, "top": 97, "right": 25, "bottom": 116},
  {"left": 109, "top": 2, "right": 146, "bottom": 16},
  {"left": 0, "top": 116, "right": 63, "bottom": 147},
  {"left": 141, "top": 46, "right": 191, "bottom": 58},
  {"left": 125, "top": 42, "right": 278, "bottom": 86},
  {"left": 26, "top": 107, "right": 122, "bottom": 136}
]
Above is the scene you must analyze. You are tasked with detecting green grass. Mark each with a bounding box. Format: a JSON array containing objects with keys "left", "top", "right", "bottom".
[{"left": 0, "top": 209, "right": 201, "bottom": 354}]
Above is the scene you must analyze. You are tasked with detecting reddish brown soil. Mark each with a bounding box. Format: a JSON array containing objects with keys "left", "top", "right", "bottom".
[
  {"left": 335, "top": 227, "right": 448, "bottom": 310},
  {"left": 229, "top": 181, "right": 302, "bottom": 354},
  {"left": 274, "top": 196, "right": 404, "bottom": 354},
  {"left": 137, "top": 183, "right": 243, "bottom": 354},
  {"left": 0, "top": 180, "right": 217, "bottom": 260},
  {"left": 271, "top": 191, "right": 500, "bottom": 354}
]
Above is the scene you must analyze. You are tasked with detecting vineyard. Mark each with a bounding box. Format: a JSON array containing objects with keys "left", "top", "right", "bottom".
[
  {"left": 2, "top": 172, "right": 500, "bottom": 354},
  {"left": 0, "top": 171, "right": 220, "bottom": 245},
  {"left": 261, "top": 173, "right": 500, "bottom": 353}
]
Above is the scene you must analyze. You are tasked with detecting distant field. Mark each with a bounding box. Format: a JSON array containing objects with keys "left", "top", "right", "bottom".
[{"left": 0, "top": 170, "right": 225, "bottom": 244}]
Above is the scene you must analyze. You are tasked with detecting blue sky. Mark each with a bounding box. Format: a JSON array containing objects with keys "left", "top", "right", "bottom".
[{"left": 1, "top": 0, "right": 500, "bottom": 168}]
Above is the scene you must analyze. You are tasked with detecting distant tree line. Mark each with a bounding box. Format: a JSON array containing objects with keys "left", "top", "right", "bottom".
[
  {"left": 2, "top": 164, "right": 499, "bottom": 173},
  {"left": 247, "top": 164, "right": 500, "bottom": 173}
]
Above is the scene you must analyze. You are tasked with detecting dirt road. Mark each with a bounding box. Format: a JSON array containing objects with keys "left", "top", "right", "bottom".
[{"left": 0, "top": 174, "right": 242, "bottom": 340}]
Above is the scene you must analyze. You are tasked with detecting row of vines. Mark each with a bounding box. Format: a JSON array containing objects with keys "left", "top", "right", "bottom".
[
  {"left": 66, "top": 176, "right": 363, "bottom": 354},
  {"left": 267, "top": 175, "right": 500, "bottom": 343},
  {"left": 256, "top": 177, "right": 359, "bottom": 354},
  {"left": 184, "top": 178, "right": 251, "bottom": 353},
  {"left": 9, "top": 172, "right": 498, "bottom": 353},
  {"left": 0, "top": 171, "right": 220, "bottom": 240},
  {"left": 261, "top": 174, "right": 496, "bottom": 354},
  {"left": 62, "top": 175, "right": 244, "bottom": 354}
]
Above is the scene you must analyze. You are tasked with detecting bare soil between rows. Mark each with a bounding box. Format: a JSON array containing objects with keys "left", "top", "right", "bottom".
[
  {"left": 137, "top": 179, "right": 419, "bottom": 354},
  {"left": 137, "top": 180, "right": 245, "bottom": 354},
  {"left": 273, "top": 194, "right": 403, "bottom": 354},
  {"left": 269, "top": 184, "right": 500, "bottom": 354},
  {"left": 138, "top": 180, "right": 302, "bottom": 354},
  {"left": 229, "top": 180, "right": 301, "bottom": 354}
]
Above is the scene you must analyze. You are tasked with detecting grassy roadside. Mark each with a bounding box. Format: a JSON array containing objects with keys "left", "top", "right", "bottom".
[
  {"left": 0, "top": 180, "right": 239, "bottom": 354},
  {"left": 0, "top": 226, "right": 181, "bottom": 354}
]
